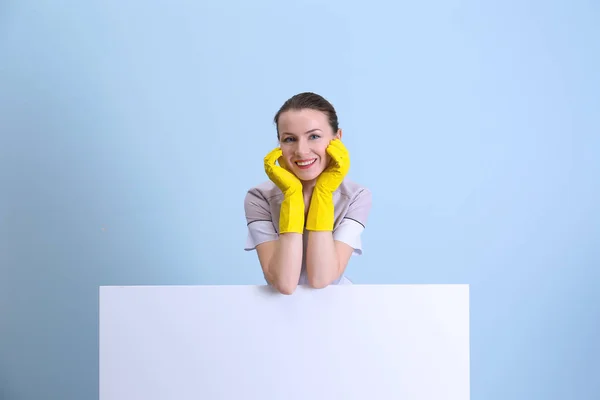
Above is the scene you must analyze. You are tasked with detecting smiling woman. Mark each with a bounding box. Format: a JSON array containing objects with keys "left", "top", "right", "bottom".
[{"left": 243, "top": 92, "right": 372, "bottom": 295}]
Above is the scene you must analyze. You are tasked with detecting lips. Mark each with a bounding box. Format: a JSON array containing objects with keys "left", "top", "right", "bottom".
[{"left": 295, "top": 158, "right": 317, "bottom": 169}]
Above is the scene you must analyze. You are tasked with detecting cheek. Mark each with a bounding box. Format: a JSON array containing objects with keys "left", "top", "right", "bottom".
[
  {"left": 280, "top": 148, "right": 291, "bottom": 159},
  {"left": 322, "top": 149, "right": 331, "bottom": 166},
  {"left": 281, "top": 149, "right": 296, "bottom": 169}
]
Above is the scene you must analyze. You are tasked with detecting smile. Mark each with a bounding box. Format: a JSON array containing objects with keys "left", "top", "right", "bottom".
[{"left": 295, "top": 159, "right": 317, "bottom": 169}]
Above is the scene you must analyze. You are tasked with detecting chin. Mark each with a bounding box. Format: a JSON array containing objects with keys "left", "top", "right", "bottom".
[
  {"left": 298, "top": 176, "right": 318, "bottom": 183},
  {"left": 294, "top": 169, "right": 322, "bottom": 182}
]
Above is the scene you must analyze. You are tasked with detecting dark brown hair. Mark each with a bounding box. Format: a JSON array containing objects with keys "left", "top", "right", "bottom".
[{"left": 274, "top": 92, "right": 339, "bottom": 138}]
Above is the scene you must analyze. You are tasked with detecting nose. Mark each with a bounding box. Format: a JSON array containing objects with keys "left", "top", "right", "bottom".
[{"left": 294, "top": 137, "right": 310, "bottom": 156}]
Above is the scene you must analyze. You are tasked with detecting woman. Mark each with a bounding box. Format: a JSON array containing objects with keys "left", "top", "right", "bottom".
[{"left": 243, "top": 92, "right": 372, "bottom": 294}]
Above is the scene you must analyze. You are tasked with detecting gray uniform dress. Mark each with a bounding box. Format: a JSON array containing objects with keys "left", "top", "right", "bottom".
[{"left": 244, "top": 178, "right": 372, "bottom": 285}]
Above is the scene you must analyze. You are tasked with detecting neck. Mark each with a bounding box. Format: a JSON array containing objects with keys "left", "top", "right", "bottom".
[{"left": 301, "top": 179, "right": 317, "bottom": 197}]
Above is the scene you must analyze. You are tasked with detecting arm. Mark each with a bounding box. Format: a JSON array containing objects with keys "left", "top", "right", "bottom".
[
  {"left": 255, "top": 233, "right": 303, "bottom": 295},
  {"left": 245, "top": 147, "right": 307, "bottom": 295},
  {"left": 303, "top": 139, "right": 355, "bottom": 288},
  {"left": 305, "top": 231, "right": 354, "bottom": 288},
  {"left": 306, "top": 185, "right": 373, "bottom": 288}
]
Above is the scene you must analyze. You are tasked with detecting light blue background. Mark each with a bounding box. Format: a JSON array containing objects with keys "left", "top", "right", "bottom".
[{"left": 1, "top": 0, "right": 599, "bottom": 399}]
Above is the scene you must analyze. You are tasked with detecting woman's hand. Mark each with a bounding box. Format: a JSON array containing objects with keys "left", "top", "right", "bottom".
[
  {"left": 305, "top": 139, "right": 350, "bottom": 231},
  {"left": 263, "top": 146, "right": 305, "bottom": 234},
  {"left": 263, "top": 147, "right": 303, "bottom": 195},
  {"left": 316, "top": 139, "right": 350, "bottom": 192}
]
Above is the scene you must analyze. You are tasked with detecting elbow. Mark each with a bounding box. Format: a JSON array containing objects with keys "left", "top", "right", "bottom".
[
  {"left": 307, "top": 265, "right": 342, "bottom": 289},
  {"left": 307, "top": 274, "right": 333, "bottom": 290},
  {"left": 274, "top": 280, "right": 298, "bottom": 295},
  {"left": 263, "top": 267, "right": 299, "bottom": 295},
  {"left": 268, "top": 274, "right": 298, "bottom": 295}
]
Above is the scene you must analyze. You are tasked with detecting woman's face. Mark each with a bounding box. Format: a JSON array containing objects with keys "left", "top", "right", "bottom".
[{"left": 277, "top": 109, "right": 341, "bottom": 183}]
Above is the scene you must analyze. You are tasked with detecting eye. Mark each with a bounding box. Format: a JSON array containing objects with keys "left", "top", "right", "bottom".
[
  {"left": 282, "top": 137, "right": 295, "bottom": 143},
  {"left": 309, "top": 134, "right": 321, "bottom": 140}
]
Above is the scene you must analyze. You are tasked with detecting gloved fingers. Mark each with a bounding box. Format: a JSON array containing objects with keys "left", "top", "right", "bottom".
[
  {"left": 328, "top": 139, "right": 349, "bottom": 157},
  {"left": 326, "top": 140, "right": 349, "bottom": 167},
  {"left": 264, "top": 146, "right": 283, "bottom": 166},
  {"left": 329, "top": 138, "right": 347, "bottom": 151}
]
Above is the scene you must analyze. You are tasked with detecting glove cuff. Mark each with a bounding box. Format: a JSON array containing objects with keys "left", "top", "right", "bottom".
[
  {"left": 305, "top": 187, "right": 334, "bottom": 231},
  {"left": 278, "top": 192, "right": 305, "bottom": 234}
]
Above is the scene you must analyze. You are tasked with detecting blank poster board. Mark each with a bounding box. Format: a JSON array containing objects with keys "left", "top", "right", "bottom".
[{"left": 99, "top": 284, "right": 470, "bottom": 400}]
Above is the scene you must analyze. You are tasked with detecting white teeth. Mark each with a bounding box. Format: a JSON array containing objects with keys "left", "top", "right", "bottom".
[{"left": 296, "top": 159, "right": 316, "bottom": 166}]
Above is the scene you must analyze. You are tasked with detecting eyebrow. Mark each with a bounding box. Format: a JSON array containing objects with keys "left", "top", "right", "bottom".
[{"left": 280, "top": 129, "right": 322, "bottom": 137}]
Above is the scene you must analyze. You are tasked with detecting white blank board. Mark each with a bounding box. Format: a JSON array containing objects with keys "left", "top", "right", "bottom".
[{"left": 99, "top": 284, "right": 470, "bottom": 400}]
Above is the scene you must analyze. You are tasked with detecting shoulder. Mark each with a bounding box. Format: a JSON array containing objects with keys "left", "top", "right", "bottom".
[
  {"left": 243, "top": 182, "right": 281, "bottom": 249},
  {"left": 332, "top": 179, "right": 372, "bottom": 252},
  {"left": 336, "top": 179, "right": 372, "bottom": 204},
  {"left": 334, "top": 179, "right": 372, "bottom": 227},
  {"left": 245, "top": 181, "right": 283, "bottom": 202},
  {"left": 244, "top": 181, "right": 283, "bottom": 220}
]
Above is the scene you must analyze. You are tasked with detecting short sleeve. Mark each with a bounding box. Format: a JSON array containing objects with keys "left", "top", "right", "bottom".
[
  {"left": 344, "top": 188, "right": 372, "bottom": 228},
  {"left": 333, "top": 188, "right": 372, "bottom": 255},
  {"left": 244, "top": 189, "right": 278, "bottom": 251}
]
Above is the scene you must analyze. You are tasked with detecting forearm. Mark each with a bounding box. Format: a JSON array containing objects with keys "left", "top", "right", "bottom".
[
  {"left": 264, "top": 188, "right": 305, "bottom": 294},
  {"left": 266, "top": 232, "right": 303, "bottom": 294},
  {"left": 305, "top": 231, "right": 341, "bottom": 288},
  {"left": 304, "top": 184, "right": 341, "bottom": 288}
]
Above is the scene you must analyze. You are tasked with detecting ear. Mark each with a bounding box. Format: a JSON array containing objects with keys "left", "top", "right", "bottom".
[{"left": 335, "top": 129, "right": 343, "bottom": 140}]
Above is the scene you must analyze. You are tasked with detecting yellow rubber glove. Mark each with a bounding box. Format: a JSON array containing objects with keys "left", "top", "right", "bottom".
[
  {"left": 263, "top": 147, "right": 305, "bottom": 234},
  {"left": 305, "top": 139, "right": 350, "bottom": 231}
]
